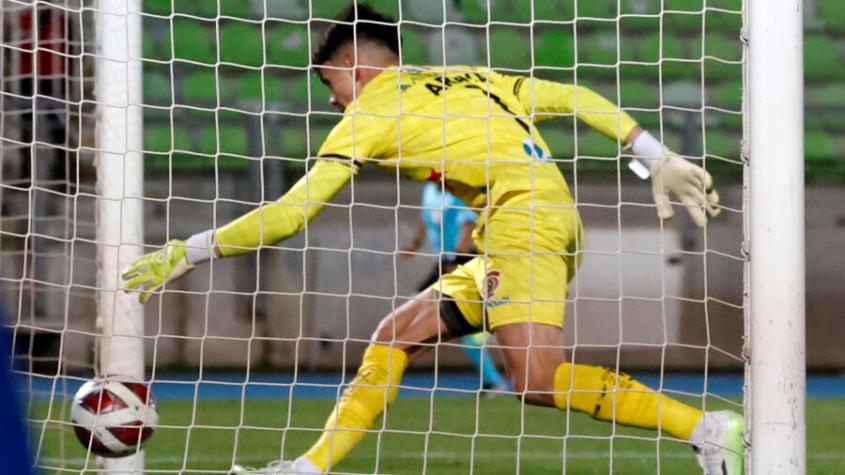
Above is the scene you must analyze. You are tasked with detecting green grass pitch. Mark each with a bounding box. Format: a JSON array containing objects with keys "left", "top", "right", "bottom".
[{"left": 34, "top": 397, "right": 845, "bottom": 474}]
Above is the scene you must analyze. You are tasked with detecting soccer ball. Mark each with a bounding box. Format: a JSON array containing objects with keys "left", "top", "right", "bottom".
[{"left": 70, "top": 378, "right": 159, "bottom": 458}]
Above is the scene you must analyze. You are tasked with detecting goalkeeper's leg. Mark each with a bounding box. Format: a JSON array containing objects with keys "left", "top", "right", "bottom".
[
  {"left": 298, "top": 288, "right": 455, "bottom": 473},
  {"left": 461, "top": 332, "right": 508, "bottom": 392},
  {"left": 494, "top": 322, "right": 703, "bottom": 440}
]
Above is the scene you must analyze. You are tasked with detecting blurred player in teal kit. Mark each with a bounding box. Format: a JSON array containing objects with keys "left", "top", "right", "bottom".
[{"left": 402, "top": 182, "right": 509, "bottom": 393}]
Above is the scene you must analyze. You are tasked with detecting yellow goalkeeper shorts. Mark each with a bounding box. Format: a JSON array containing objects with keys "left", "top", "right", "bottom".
[{"left": 431, "top": 250, "right": 577, "bottom": 333}]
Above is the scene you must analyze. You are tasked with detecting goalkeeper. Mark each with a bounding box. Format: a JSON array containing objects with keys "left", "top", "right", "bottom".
[{"left": 123, "top": 5, "right": 741, "bottom": 475}]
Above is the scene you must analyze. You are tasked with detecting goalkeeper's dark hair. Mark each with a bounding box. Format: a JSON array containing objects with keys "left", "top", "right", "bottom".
[{"left": 312, "top": 4, "right": 400, "bottom": 65}]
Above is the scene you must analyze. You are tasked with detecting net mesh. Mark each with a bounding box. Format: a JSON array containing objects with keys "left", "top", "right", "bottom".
[
  {"left": 1, "top": 0, "right": 746, "bottom": 473},
  {"left": 0, "top": 0, "right": 99, "bottom": 470}
]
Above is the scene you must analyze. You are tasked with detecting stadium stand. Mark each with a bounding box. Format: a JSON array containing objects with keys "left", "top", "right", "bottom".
[{"left": 141, "top": 0, "right": 841, "bottom": 179}]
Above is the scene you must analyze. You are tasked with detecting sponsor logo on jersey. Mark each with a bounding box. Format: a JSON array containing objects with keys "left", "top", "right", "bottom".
[
  {"left": 523, "top": 138, "right": 549, "bottom": 160},
  {"left": 485, "top": 297, "right": 511, "bottom": 310}
]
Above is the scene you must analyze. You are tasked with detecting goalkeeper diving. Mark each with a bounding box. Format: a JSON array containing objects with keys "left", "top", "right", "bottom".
[{"left": 123, "top": 5, "right": 742, "bottom": 474}]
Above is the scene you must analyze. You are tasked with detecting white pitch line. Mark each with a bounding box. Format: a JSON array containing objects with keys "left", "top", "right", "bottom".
[{"left": 39, "top": 450, "right": 845, "bottom": 467}]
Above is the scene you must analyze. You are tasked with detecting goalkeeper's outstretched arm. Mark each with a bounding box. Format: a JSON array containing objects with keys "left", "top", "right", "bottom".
[
  {"left": 213, "top": 158, "right": 356, "bottom": 257},
  {"left": 122, "top": 158, "right": 357, "bottom": 303},
  {"left": 508, "top": 75, "right": 720, "bottom": 227}
]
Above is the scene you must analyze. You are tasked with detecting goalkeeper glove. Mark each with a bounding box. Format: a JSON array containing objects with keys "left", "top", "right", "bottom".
[
  {"left": 630, "top": 131, "right": 721, "bottom": 227},
  {"left": 650, "top": 151, "right": 720, "bottom": 227},
  {"left": 122, "top": 230, "right": 215, "bottom": 303},
  {"left": 122, "top": 240, "right": 193, "bottom": 304}
]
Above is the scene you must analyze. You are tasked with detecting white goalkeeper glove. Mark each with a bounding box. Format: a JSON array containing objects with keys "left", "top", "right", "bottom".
[
  {"left": 122, "top": 230, "right": 214, "bottom": 303},
  {"left": 650, "top": 151, "right": 721, "bottom": 227},
  {"left": 630, "top": 131, "right": 721, "bottom": 228}
]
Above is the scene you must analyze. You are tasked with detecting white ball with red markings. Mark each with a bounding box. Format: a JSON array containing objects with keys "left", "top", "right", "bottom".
[{"left": 70, "top": 378, "right": 159, "bottom": 458}]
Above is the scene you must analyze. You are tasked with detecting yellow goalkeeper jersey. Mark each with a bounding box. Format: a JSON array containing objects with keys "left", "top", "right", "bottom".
[{"left": 215, "top": 66, "right": 638, "bottom": 257}]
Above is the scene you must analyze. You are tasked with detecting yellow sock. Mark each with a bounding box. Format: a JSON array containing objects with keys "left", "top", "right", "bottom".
[
  {"left": 303, "top": 345, "right": 408, "bottom": 471},
  {"left": 553, "top": 363, "right": 702, "bottom": 440}
]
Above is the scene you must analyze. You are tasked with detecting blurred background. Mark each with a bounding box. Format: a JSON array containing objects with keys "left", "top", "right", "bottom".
[{"left": 0, "top": 0, "right": 842, "bottom": 381}]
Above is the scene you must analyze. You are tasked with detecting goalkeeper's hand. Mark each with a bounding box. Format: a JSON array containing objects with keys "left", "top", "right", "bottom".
[
  {"left": 122, "top": 240, "right": 194, "bottom": 304},
  {"left": 650, "top": 151, "right": 721, "bottom": 227}
]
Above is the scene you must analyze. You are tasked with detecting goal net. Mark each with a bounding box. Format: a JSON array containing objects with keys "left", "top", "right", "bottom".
[{"left": 1, "top": 0, "right": 753, "bottom": 473}]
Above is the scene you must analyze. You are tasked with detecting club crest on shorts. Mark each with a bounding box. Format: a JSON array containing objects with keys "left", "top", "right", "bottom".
[{"left": 484, "top": 270, "right": 502, "bottom": 298}]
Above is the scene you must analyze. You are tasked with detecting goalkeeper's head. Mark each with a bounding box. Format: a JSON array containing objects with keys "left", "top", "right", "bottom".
[{"left": 312, "top": 4, "right": 400, "bottom": 111}]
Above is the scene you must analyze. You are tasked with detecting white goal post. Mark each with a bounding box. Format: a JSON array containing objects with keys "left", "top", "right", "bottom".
[
  {"left": 748, "top": 0, "right": 806, "bottom": 473},
  {"left": 95, "top": 0, "right": 145, "bottom": 473}
]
